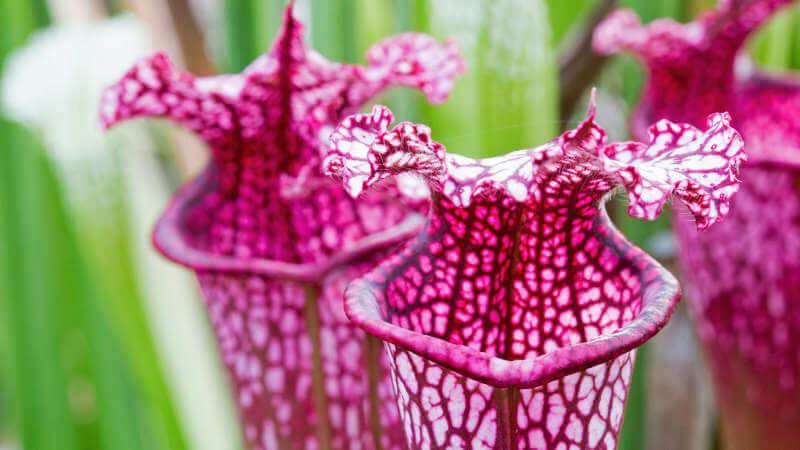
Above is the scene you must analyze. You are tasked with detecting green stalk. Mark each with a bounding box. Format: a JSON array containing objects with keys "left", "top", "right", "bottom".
[
  {"left": 43, "top": 157, "right": 145, "bottom": 450},
  {"left": 425, "top": 0, "right": 558, "bottom": 158},
  {"left": 224, "top": 0, "right": 258, "bottom": 71},
  {"left": 224, "top": 0, "right": 284, "bottom": 71},
  {"left": 79, "top": 153, "right": 189, "bottom": 449},
  {"left": 0, "top": 122, "right": 80, "bottom": 450},
  {"left": 791, "top": 7, "right": 800, "bottom": 69},
  {"left": 751, "top": 7, "right": 793, "bottom": 69},
  {"left": 750, "top": 2, "right": 800, "bottom": 71},
  {"left": 312, "top": 0, "right": 357, "bottom": 62},
  {"left": 254, "top": 0, "right": 286, "bottom": 61},
  {"left": 354, "top": 0, "right": 392, "bottom": 56},
  {"left": 546, "top": 0, "right": 595, "bottom": 46}
]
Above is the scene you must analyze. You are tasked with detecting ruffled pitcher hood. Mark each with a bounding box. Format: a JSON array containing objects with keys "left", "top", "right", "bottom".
[
  {"left": 323, "top": 93, "right": 744, "bottom": 448},
  {"left": 100, "top": 4, "right": 464, "bottom": 449},
  {"left": 101, "top": 5, "right": 464, "bottom": 272}
]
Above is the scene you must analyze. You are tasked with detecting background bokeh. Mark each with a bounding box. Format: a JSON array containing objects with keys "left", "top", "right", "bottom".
[{"left": 0, "top": 0, "right": 798, "bottom": 449}]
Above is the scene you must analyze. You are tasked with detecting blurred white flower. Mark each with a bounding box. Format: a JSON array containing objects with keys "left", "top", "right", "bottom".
[
  {"left": 2, "top": 16, "right": 149, "bottom": 162},
  {"left": 1, "top": 16, "right": 151, "bottom": 209},
  {"left": 1, "top": 17, "right": 240, "bottom": 450}
]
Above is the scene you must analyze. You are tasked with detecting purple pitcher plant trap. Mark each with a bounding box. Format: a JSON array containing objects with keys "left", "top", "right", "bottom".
[
  {"left": 323, "top": 92, "right": 744, "bottom": 449},
  {"left": 594, "top": 0, "right": 800, "bottom": 448},
  {"left": 100, "top": 5, "right": 464, "bottom": 449}
]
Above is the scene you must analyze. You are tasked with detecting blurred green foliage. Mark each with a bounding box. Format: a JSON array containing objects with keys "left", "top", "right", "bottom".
[
  {"left": 312, "top": 0, "right": 559, "bottom": 159},
  {"left": 0, "top": 122, "right": 81, "bottom": 450},
  {"left": 0, "top": 1, "right": 188, "bottom": 449}
]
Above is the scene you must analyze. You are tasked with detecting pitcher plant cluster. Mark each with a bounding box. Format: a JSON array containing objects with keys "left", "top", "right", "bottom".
[{"left": 98, "top": 0, "right": 800, "bottom": 449}]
